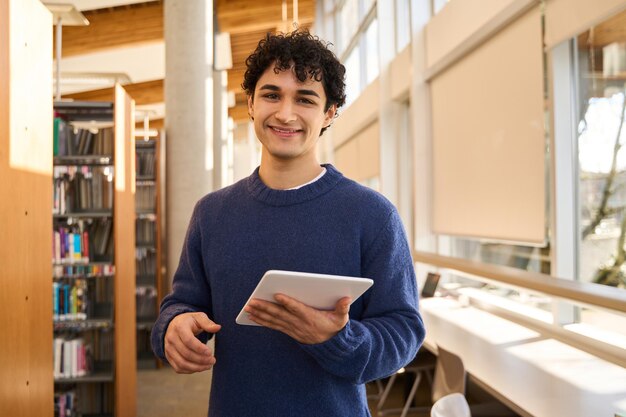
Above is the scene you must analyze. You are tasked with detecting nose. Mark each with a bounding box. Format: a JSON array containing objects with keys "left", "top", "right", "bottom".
[{"left": 275, "top": 100, "right": 297, "bottom": 124}]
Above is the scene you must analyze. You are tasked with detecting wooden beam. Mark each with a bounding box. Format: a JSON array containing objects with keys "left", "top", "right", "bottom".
[
  {"left": 216, "top": 0, "right": 315, "bottom": 34},
  {"left": 63, "top": 79, "right": 163, "bottom": 105},
  {"left": 56, "top": 1, "right": 163, "bottom": 57}
]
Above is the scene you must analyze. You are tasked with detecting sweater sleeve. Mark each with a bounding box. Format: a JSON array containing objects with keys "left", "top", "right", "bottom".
[
  {"left": 151, "top": 202, "right": 214, "bottom": 361},
  {"left": 299, "top": 210, "right": 425, "bottom": 384}
]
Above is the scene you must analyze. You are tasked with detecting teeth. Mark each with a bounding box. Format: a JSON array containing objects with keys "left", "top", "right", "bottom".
[{"left": 273, "top": 127, "right": 298, "bottom": 133}]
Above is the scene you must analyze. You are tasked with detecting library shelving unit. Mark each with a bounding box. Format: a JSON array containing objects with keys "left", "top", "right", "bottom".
[
  {"left": 52, "top": 85, "right": 136, "bottom": 417},
  {"left": 134, "top": 130, "right": 164, "bottom": 369},
  {"left": 1, "top": 1, "right": 54, "bottom": 416}
]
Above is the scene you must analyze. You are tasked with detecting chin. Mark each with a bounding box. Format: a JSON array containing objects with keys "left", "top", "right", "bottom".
[{"left": 268, "top": 151, "right": 301, "bottom": 160}]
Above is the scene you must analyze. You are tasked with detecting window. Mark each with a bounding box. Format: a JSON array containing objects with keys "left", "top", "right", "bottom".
[
  {"left": 362, "top": 0, "right": 375, "bottom": 15},
  {"left": 326, "top": 0, "right": 380, "bottom": 107},
  {"left": 364, "top": 17, "right": 379, "bottom": 85},
  {"left": 395, "top": 0, "right": 411, "bottom": 53},
  {"left": 431, "top": 4, "right": 551, "bottom": 320},
  {"left": 344, "top": 45, "right": 361, "bottom": 106},
  {"left": 432, "top": 0, "right": 450, "bottom": 15},
  {"left": 338, "top": 0, "right": 359, "bottom": 54},
  {"left": 576, "top": 12, "right": 626, "bottom": 292},
  {"left": 574, "top": 10, "right": 626, "bottom": 341},
  {"left": 446, "top": 238, "right": 552, "bottom": 316}
]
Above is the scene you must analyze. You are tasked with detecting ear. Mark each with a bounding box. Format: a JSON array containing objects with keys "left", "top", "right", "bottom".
[
  {"left": 323, "top": 104, "right": 337, "bottom": 128},
  {"left": 247, "top": 95, "right": 254, "bottom": 119}
]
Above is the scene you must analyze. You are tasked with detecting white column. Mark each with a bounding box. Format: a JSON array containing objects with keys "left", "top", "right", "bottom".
[
  {"left": 213, "top": 70, "right": 227, "bottom": 190},
  {"left": 410, "top": 0, "right": 439, "bottom": 284},
  {"left": 164, "top": 0, "right": 214, "bottom": 286}
]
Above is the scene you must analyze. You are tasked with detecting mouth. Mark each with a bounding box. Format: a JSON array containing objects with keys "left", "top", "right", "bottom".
[{"left": 269, "top": 125, "right": 302, "bottom": 137}]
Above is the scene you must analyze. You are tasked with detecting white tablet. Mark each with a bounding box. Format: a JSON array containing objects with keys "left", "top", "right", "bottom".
[{"left": 236, "top": 270, "right": 374, "bottom": 326}]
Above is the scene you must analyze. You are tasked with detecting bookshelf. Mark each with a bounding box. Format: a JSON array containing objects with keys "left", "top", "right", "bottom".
[
  {"left": 1, "top": 1, "right": 54, "bottom": 416},
  {"left": 52, "top": 85, "right": 136, "bottom": 417},
  {"left": 134, "top": 132, "right": 164, "bottom": 369}
]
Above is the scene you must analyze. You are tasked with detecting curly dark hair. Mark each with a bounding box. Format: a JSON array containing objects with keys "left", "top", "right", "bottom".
[{"left": 242, "top": 30, "right": 346, "bottom": 135}]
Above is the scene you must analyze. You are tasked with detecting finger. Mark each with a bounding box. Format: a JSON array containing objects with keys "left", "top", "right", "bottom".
[
  {"left": 334, "top": 297, "right": 352, "bottom": 316},
  {"left": 247, "top": 312, "right": 290, "bottom": 335},
  {"left": 247, "top": 299, "right": 289, "bottom": 321},
  {"left": 274, "top": 293, "right": 307, "bottom": 316},
  {"left": 246, "top": 301, "right": 300, "bottom": 333},
  {"left": 166, "top": 343, "right": 216, "bottom": 374},
  {"left": 169, "top": 332, "right": 216, "bottom": 363},
  {"left": 191, "top": 312, "right": 222, "bottom": 334},
  {"left": 174, "top": 334, "right": 216, "bottom": 364},
  {"left": 177, "top": 326, "right": 214, "bottom": 356},
  {"left": 165, "top": 327, "right": 215, "bottom": 364},
  {"left": 245, "top": 302, "right": 285, "bottom": 327}
]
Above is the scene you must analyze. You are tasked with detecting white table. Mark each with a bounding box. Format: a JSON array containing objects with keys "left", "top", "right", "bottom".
[{"left": 420, "top": 297, "right": 626, "bottom": 417}]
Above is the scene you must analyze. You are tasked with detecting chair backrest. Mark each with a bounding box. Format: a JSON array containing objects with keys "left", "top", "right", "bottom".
[
  {"left": 431, "top": 345, "right": 466, "bottom": 403},
  {"left": 430, "top": 392, "right": 471, "bottom": 417}
]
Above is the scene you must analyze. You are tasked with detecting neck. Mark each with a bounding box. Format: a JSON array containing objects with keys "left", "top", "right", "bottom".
[{"left": 258, "top": 152, "right": 323, "bottom": 190}]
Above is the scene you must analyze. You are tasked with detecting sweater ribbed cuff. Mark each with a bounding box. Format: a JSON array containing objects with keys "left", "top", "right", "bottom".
[{"left": 298, "top": 320, "right": 363, "bottom": 364}]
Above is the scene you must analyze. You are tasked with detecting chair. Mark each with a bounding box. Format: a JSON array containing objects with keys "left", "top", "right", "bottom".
[
  {"left": 431, "top": 345, "right": 466, "bottom": 402},
  {"left": 375, "top": 345, "right": 467, "bottom": 417},
  {"left": 374, "top": 350, "right": 437, "bottom": 417},
  {"left": 430, "top": 393, "right": 471, "bottom": 417},
  {"left": 431, "top": 346, "right": 516, "bottom": 417}
]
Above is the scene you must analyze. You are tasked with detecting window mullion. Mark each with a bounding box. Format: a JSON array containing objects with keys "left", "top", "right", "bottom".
[{"left": 550, "top": 39, "right": 580, "bottom": 326}]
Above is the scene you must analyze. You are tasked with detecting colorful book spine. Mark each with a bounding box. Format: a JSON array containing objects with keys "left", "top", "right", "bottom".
[{"left": 73, "top": 232, "right": 81, "bottom": 262}]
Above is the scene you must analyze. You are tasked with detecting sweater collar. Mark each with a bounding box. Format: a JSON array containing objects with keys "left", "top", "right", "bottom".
[{"left": 247, "top": 164, "right": 343, "bottom": 206}]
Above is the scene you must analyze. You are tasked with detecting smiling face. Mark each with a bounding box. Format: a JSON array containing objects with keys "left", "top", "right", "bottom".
[{"left": 248, "top": 65, "right": 336, "bottom": 169}]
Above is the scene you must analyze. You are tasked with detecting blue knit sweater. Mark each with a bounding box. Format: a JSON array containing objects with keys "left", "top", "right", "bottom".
[{"left": 151, "top": 164, "right": 425, "bottom": 417}]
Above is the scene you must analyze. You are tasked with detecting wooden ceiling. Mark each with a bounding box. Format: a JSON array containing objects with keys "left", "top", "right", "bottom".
[
  {"left": 57, "top": 1, "right": 163, "bottom": 57},
  {"left": 59, "top": 0, "right": 316, "bottom": 124}
]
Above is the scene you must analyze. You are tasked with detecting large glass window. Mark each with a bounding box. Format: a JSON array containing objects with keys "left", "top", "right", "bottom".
[
  {"left": 395, "top": 0, "right": 411, "bottom": 53},
  {"left": 365, "top": 17, "right": 379, "bottom": 84},
  {"left": 344, "top": 45, "right": 361, "bottom": 106},
  {"left": 339, "top": 0, "right": 359, "bottom": 54},
  {"left": 362, "top": 0, "right": 375, "bottom": 15},
  {"left": 432, "top": 0, "right": 451, "bottom": 15},
  {"left": 334, "top": 0, "right": 379, "bottom": 106},
  {"left": 447, "top": 238, "right": 553, "bottom": 316},
  {"left": 575, "top": 10, "right": 626, "bottom": 341},
  {"left": 576, "top": 11, "right": 626, "bottom": 291}
]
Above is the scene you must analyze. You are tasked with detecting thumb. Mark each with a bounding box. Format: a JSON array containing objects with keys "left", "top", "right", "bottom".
[
  {"left": 334, "top": 297, "right": 352, "bottom": 316},
  {"left": 191, "top": 312, "right": 221, "bottom": 335}
]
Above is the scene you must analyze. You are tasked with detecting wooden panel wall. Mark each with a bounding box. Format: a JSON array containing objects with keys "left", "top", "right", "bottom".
[
  {"left": 0, "top": 1, "right": 53, "bottom": 416},
  {"left": 333, "top": 121, "right": 380, "bottom": 183},
  {"left": 114, "top": 84, "right": 137, "bottom": 417}
]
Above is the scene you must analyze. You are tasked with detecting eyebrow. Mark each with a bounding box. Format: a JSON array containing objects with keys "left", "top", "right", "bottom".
[{"left": 258, "top": 84, "right": 321, "bottom": 99}]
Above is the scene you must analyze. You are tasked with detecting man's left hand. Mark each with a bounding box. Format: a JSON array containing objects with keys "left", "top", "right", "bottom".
[{"left": 244, "top": 295, "right": 351, "bottom": 344}]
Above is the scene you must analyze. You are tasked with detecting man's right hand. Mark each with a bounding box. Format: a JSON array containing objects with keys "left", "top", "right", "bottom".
[{"left": 164, "top": 312, "right": 221, "bottom": 374}]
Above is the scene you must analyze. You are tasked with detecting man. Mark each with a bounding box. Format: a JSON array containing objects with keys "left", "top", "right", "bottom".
[{"left": 151, "top": 30, "right": 425, "bottom": 417}]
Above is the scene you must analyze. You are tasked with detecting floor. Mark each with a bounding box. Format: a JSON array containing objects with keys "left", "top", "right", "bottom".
[
  {"left": 137, "top": 366, "right": 213, "bottom": 417},
  {"left": 136, "top": 365, "right": 431, "bottom": 417}
]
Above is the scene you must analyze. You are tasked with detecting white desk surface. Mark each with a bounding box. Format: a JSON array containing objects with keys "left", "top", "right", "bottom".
[{"left": 420, "top": 297, "right": 626, "bottom": 417}]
